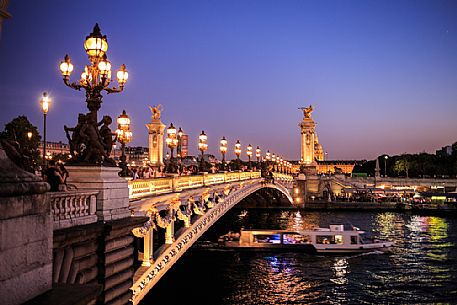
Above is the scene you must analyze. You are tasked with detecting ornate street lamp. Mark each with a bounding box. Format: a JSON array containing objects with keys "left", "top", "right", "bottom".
[
  {"left": 246, "top": 144, "right": 253, "bottom": 170},
  {"left": 59, "top": 24, "right": 128, "bottom": 165},
  {"left": 255, "top": 146, "right": 261, "bottom": 167},
  {"left": 198, "top": 131, "right": 208, "bottom": 173},
  {"left": 165, "top": 123, "right": 178, "bottom": 173},
  {"left": 116, "top": 110, "right": 132, "bottom": 176},
  {"left": 220, "top": 136, "right": 227, "bottom": 169},
  {"left": 27, "top": 131, "right": 33, "bottom": 141},
  {"left": 176, "top": 127, "right": 184, "bottom": 172},
  {"left": 234, "top": 140, "right": 241, "bottom": 160},
  {"left": 39, "top": 92, "right": 51, "bottom": 170}
]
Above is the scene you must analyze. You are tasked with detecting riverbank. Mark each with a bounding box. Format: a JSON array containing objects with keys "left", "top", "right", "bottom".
[
  {"left": 236, "top": 200, "right": 457, "bottom": 214},
  {"left": 302, "top": 201, "right": 457, "bottom": 213}
]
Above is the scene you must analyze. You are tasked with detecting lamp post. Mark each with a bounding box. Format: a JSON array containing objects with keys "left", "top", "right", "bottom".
[
  {"left": 177, "top": 127, "right": 183, "bottom": 172},
  {"left": 59, "top": 24, "right": 128, "bottom": 164},
  {"left": 165, "top": 123, "right": 178, "bottom": 173},
  {"left": 27, "top": 131, "right": 33, "bottom": 141},
  {"left": 255, "top": 146, "right": 261, "bottom": 167},
  {"left": 116, "top": 110, "right": 132, "bottom": 177},
  {"left": 220, "top": 136, "right": 227, "bottom": 170},
  {"left": 234, "top": 140, "right": 241, "bottom": 170},
  {"left": 271, "top": 153, "right": 276, "bottom": 172},
  {"left": 246, "top": 144, "right": 253, "bottom": 170},
  {"left": 40, "top": 92, "right": 51, "bottom": 170},
  {"left": 198, "top": 131, "right": 208, "bottom": 173},
  {"left": 384, "top": 155, "right": 388, "bottom": 177}
]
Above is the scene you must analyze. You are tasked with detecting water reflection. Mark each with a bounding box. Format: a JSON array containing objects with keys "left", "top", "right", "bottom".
[{"left": 145, "top": 210, "right": 457, "bottom": 305}]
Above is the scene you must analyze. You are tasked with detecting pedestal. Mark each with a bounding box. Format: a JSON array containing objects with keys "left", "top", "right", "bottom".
[{"left": 66, "top": 166, "right": 130, "bottom": 222}]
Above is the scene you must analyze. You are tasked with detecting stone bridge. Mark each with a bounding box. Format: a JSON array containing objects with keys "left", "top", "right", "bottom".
[
  {"left": 126, "top": 172, "right": 294, "bottom": 305},
  {"left": 34, "top": 171, "right": 294, "bottom": 305}
]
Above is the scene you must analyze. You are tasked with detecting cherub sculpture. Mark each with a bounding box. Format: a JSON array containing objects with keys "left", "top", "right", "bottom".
[{"left": 98, "top": 115, "right": 117, "bottom": 156}]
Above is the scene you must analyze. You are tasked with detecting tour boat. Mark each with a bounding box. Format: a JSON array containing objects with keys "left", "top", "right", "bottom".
[{"left": 217, "top": 224, "right": 393, "bottom": 254}]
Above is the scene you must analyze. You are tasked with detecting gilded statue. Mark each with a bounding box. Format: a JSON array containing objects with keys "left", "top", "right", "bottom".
[
  {"left": 149, "top": 104, "right": 163, "bottom": 120},
  {"left": 299, "top": 105, "right": 313, "bottom": 119}
]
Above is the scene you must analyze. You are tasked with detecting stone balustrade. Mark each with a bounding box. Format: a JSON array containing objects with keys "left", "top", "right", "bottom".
[
  {"left": 49, "top": 190, "right": 98, "bottom": 230},
  {"left": 128, "top": 171, "right": 263, "bottom": 199}
]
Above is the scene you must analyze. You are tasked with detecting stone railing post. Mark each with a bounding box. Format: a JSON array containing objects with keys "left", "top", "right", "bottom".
[
  {"left": 202, "top": 172, "right": 208, "bottom": 186},
  {"left": 89, "top": 193, "right": 96, "bottom": 215}
]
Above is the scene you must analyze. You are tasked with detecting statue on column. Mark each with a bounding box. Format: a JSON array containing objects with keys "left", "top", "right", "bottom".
[
  {"left": 149, "top": 104, "right": 163, "bottom": 121},
  {"left": 299, "top": 105, "right": 313, "bottom": 119}
]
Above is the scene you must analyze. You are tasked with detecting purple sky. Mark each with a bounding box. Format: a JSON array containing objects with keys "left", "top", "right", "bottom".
[{"left": 1, "top": 0, "right": 456, "bottom": 160}]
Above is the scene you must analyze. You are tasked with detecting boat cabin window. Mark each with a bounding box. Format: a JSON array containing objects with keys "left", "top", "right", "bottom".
[
  {"left": 350, "top": 236, "right": 358, "bottom": 244},
  {"left": 316, "top": 235, "right": 344, "bottom": 245},
  {"left": 283, "top": 234, "right": 311, "bottom": 244},
  {"left": 334, "top": 235, "right": 344, "bottom": 244},
  {"left": 254, "top": 234, "right": 281, "bottom": 244}
]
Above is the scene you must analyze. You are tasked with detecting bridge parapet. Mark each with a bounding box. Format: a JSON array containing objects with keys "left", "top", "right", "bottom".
[
  {"left": 49, "top": 190, "right": 99, "bottom": 230},
  {"left": 128, "top": 171, "right": 262, "bottom": 199}
]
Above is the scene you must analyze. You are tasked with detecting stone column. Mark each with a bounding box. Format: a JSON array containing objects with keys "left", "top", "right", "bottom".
[
  {"left": 141, "top": 229, "right": 153, "bottom": 267},
  {"left": 299, "top": 118, "right": 316, "bottom": 166},
  {"left": 165, "top": 222, "right": 174, "bottom": 244},
  {"left": 183, "top": 215, "right": 191, "bottom": 228},
  {"left": 0, "top": 144, "right": 52, "bottom": 304},
  {"left": 146, "top": 114, "right": 166, "bottom": 172}
]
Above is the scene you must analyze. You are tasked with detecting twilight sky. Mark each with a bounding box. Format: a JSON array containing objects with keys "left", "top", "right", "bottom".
[{"left": 1, "top": 0, "right": 456, "bottom": 161}]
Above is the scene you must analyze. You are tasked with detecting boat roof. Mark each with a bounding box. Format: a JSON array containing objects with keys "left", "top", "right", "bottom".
[{"left": 240, "top": 228, "right": 365, "bottom": 234}]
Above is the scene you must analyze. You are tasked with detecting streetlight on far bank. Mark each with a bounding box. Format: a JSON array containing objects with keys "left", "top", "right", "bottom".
[{"left": 40, "top": 92, "right": 51, "bottom": 170}]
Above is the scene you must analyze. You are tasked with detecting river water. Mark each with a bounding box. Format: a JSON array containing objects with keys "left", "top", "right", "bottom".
[{"left": 142, "top": 209, "right": 457, "bottom": 304}]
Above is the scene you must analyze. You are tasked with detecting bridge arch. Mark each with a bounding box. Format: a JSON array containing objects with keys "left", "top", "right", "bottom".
[{"left": 130, "top": 178, "right": 294, "bottom": 304}]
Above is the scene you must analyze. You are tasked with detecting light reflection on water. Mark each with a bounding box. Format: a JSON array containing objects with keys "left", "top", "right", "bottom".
[{"left": 143, "top": 210, "right": 457, "bottom": 305}]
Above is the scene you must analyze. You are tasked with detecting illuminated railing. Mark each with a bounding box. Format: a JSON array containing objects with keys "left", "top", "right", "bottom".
[
  {"left": 273, "top": 172, "right": 294, "bottom": 184},
  {"left": 49, "top": 190, "right": 99, "bottom": 230},
  {"left": 128, "top": 171, "right": 264, "bottom": 199}
]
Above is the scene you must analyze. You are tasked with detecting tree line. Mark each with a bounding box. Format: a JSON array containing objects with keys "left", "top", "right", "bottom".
[{"left": 353, "top": 144, "right": 457, "bottom": 178}]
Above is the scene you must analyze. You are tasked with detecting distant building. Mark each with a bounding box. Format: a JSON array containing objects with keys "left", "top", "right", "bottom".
[
  {"left": 436, "top": 145, "right": 453, "bottom": 157},
  {"left": 38, "top": 141, "right": 70, "bottom": 156},
  {"left": 125, "top": 146, "right": 149, "bottom": 164},
  {"left": 314, "top": 132, "right": 324, "bottom": 161},
  {"left": 178, "top": 134, "right": 189, "bottom": 158},
  {"left": 316, "top": 160, "right": 356, "bottom": 175}
]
